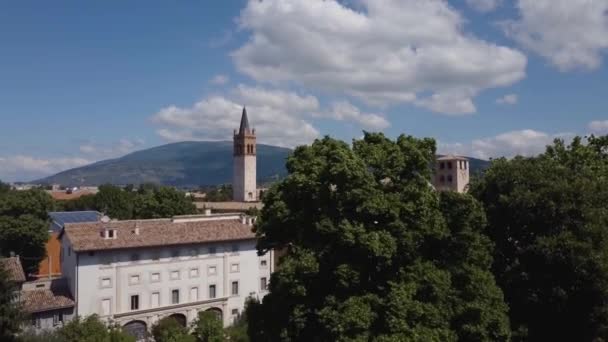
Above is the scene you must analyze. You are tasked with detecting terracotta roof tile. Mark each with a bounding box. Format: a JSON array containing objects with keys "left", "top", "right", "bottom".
[
  {"left": 64, "top": 218, "right": 256, "bottom": 252},
  {"left": 21, "top": 288, "right": 74, "bottom": 313},
  {"left": 0, "top": 257, "right": 26, "bottom": 283}
]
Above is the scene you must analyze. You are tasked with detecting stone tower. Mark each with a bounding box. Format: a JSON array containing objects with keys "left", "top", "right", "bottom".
[
  {"left": 433, "top": 155, "right": 470, "bottom": 193},
  {"left": 233, "top": 107, "right": 257, "bottom": 202}
]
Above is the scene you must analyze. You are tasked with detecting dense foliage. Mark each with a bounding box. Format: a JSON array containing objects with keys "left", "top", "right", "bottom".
[
  {"left": 58, "top": 184, "right": 197, "bottom": 220},
  {"left": 249, "top": 133, "right": 510, "bottom": 341},
  {"left": 17, "top": 315, "right": 134, "bottom": 342},
  {"left": 0, "top": 189, "right": 53, "bottom": 274},
  {"left": 0, "top": 264, "right": 24, "bottom": 342},
  {"left": 152, "top": 317, "right": 195, "bottom": 342},
  {"left": 204, "top": 184, "right": 233, "bottom": 202},
  {"left": 191, "top": 311, "right": 224, "bottom": 342},
  {"left": 471, "top": 135, "right": 608, "bottom": 341}
]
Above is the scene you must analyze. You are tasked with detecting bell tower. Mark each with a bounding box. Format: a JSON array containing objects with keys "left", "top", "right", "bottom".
[{"left": 233, "top": 107, "right": 257, "bottom": 202}]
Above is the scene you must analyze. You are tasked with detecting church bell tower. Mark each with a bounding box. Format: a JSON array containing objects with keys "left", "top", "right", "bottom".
[{"left": 233, "top": 107, "right": 257, "bottom": 202}]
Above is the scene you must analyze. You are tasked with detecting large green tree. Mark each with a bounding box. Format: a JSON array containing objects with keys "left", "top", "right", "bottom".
[
  {"left": 152, "top": 317, "right": 195, "bottom": 342},
  {"left": 0, "top": 189, "right": 53, "bottom": 274},
  {"left": 54, "top": 315, "right": 134, "bottom": 342},
  {"left": 471, "top": 135, "right": 608, "bottom": 341},
  {"left": 248, "top": 133, "right": 509, "bottom": 341}
]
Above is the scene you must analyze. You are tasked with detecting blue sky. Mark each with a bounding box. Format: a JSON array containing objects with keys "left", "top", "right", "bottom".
[{"left": 1, "top": 0, "right": 607, "bottom": 181}]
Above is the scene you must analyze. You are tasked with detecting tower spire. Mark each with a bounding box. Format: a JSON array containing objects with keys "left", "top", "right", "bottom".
[{"left": 239, "top": 106, "right": 250, "bottom": 134}]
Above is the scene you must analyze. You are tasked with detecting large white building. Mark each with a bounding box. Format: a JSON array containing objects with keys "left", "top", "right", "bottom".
[
  {"left": 233, "top": 107, "right": 257, "bottom": 202},
  {"left": 60, "top": 213, "right": 273, "bottom": 339}
]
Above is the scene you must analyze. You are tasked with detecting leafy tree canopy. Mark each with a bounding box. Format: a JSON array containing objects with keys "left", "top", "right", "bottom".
[
  {"left": 249, "top": 133, "right": 510, "bottom": 342},
  {"left": 191, "top": 311, "right": 224, "bottom": 342},
  {"left": 53, "top": 315, "right": 134, "bottom": 342},
  {"left": 0, "top": 264, "right": 24, "bottom": 342},
  {"left": 0, "top": 189, "right": 53, "bottom": 274},
  {"left": 152, "top": 317, "right": 195, "bottom": 342},
  {"left": 471, "top": 135, "right": 608, "bottom": 341}
]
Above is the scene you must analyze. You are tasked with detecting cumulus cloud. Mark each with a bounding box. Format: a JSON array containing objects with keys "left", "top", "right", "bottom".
[
  {"left": 232, "top": 0, "right": 527, "bottom": 115},
  {"left": 0, "top": 156, "right": 91, "bottom": 182},
  {"left": 210, "top": 74, "right": 230, "bottom": 85},
  {"left": 503, "top": 0, "right": 608, "bottom": 71},
  {"left": 589, "top": 120, "right": 608, "bottom": 134},
  {"left": 496, "top": 94, "right": 518, "bottom": 105},
  {"left": 152, "top": 84, "right": 388, "bottom": 147},
  {"left": 439, "top": 129, "right": 574, "bottom": 159},
  {"left": 466, "top": 0, "right": 502, "bottom": 12},
  {"left": 152, "top": 85, "right": 321, "bottom": 147},
  {"left": 79, "top": 138, "right": 145, "bottom": 159},
  {"left": 315, "top": 101, "right": 390, "bottom": 130}
]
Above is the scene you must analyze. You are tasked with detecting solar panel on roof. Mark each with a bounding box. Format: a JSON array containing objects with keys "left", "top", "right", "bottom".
[{"left": 48, "top": 211, "right": 102, "bottom": 232}]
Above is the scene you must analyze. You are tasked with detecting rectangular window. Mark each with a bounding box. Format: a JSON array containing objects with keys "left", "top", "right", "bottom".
[
  {"left": 231, "top": 281, "right": 239, "bottom": 296},
  {"left": 209, "top": 285, "right": 216, "bottom": 299},
  {"left": 231, "top": 244, "right": 239, "bottom": 252},
  {"left": 261, "top": 277, "right": 268, "bottom": 291},
  {"left": 190, "top": 287, "right": 199, "bottom": 302},
  {"left": 151, "top": 252, "right": 161, "bottom": 261},
  {"left": 440, "top": 162, "right": 445, "bottom": 170},
  {"left": 170, "top": 270, "right": 180, "bottom": 280},
  {"left": 129, "top": 274, "right": 140, "bottom": 285},
  {"left": 100, "top": 277, "right": 112, "bottom": 288},
  {"left": 260, "top": 259, "right": 268, "bottom": 267},
  {"left": 151, "top": 272, "right": 161, "bottom": 282},
  {"left": 230, "top": 263, "right": 239, "bottom": 273},
  {"left": 447, "top": 162, "right": 452, "bottom": 169},
  {"left": 171, "top": 250, "right": 180, "bottom": 258},
  {"left": 209, "top": 246, "right": 216, "bottom": 255},
  {"left": 208, "top": 265, "right": 217, "bottom": 275},
  {"left": 447, "top": 175, "right": 453, "bottom": 183},
  {"left": 189, "top": 268, "right": 199, "bottom": 278},
  {"left": 130, "top": 295, "right": 139, "bottom": 310},
  {"left": 172, "top": 289, "right": 180, "bottom": 304},
  {"left": 130, "top": 253, "right": 140, "bottom": 262},
  {"left": 53, "top": 313, "right": 63, "bottom": 326},
  {"left": 151, "top": 292, "right": 160, "bottom": 308},
  {"left": 190, "top": 248, "right": 198, "bottom": 257},
  {"left": 101, "top": 299, "right": 111, "bottom": 316}
]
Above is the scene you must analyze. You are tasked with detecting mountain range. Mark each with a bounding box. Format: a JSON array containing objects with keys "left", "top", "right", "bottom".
[{"left": 36, "top": 141, "right": 490, "bottom": 187}]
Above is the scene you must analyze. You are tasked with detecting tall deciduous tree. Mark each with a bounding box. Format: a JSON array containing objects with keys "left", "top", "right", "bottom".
[
  {"left": 471, "top": 135, "right": 608, "bottom": 341},
  {"left": 249, "top": 133, "right": 510, "bottom": 341},
  {"left": 191, "top": 311, "right": 224, "bottom": 342},
  {"left": 152, "top": 317, "right": 195, "bottom": 342},
  {"left": 0, "top": 189, "right": 53, "bottom": 274},
  {"left": 55, "top": 315, "right": 134, "bottom": 342}
]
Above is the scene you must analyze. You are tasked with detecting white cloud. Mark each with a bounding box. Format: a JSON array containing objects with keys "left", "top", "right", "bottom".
[
  {"left": 315, "top": 101, "right": 390, "bottom": 130},
  {"left": 589, "top": 120, "right": 608, "bottom": 134},
  {"left": 152, "top": 85, "right": 321, "bottom": 147},
  {"left": 232, "top": 0, "right": 527, "bottom": 115},
  {"left": 79, "top": 138, "right": 145, "bottom": 159},
  {"left": 152, "top": 84, "right": 387, "bottom": 147},
  {"left": 0, "top": 156, "right": 91, "bottom": 182},
  {"left": 439, "top": 129, "right": 574, "bottom": 159},
  {"left": 210, "top": 74, "right": 230, "bottom": 85},
  {"left": 503, "top": 0, "right": 608, "bottom": 71},
  {"left": 496, "top": 94, "right": 518, "bottom": 105},
  {"left": 466, "top": 0, "right": 501, "bottom": 12}
]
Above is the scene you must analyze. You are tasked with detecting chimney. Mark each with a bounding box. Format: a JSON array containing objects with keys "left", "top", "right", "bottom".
[
  {"left": 241, "top": 216, "right": 247, "bottom": 225},
  {"left": 204, "top": 209, "right": 212, "bottom": 216},
  {"left": 134, "top": 222, "right": 140, "bottom": 235},
  {"left": 113, "top": 229, "right": 118, "bottom": 239}
]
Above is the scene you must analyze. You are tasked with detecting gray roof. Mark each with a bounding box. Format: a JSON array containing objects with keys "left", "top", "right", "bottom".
[{"left": 48, "top": 211, "right": 102, "bottom": 233}]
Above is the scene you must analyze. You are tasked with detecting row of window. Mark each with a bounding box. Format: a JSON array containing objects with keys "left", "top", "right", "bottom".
[
  {"left": 31, "top": 313, "right": 64, "bottom": 328},
  {"left": 97, "top": 244, "right": 250, "bottom": 265},
  {"left": 439, "top": 160, "right": 468, "bottom": 170},
  {"left": 439, "top": 175, "right": 453, "bottom": 183}
]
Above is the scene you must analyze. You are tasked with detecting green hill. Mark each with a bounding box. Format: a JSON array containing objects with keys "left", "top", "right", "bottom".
[{"left": 36, "top": 141, "right": 490, "bottom": 187}]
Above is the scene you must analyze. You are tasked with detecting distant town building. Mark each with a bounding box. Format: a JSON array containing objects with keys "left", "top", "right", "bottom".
[
  {"left": 433, "top": 155, "right": 470, "bottom": 193},
  {"left": 233, "top": 107, "right": 257, "bottom": 202},
  {"left": 59, "top": 213, "right": 273, "bottom": 339}
]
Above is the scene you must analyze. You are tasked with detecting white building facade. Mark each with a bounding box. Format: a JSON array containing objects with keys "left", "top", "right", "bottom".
[{"left": 60, "top": 214, "right": 272, "bottom": 339}]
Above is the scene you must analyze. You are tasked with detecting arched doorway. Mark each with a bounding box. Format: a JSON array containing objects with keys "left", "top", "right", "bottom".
[
  {"left": 205, "top": 307, "right": 223, "bottom": 321},
  {"left": 123, "top": 320, "right": 147, "bottom": 340},
  {"left": 168, "top": 313, "right": 187, "bottom": 327}
]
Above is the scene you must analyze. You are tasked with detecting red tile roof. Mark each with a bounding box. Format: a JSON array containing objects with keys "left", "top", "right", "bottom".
[
  {"left": 21, "top": 288, "right": 74, "bottom": 313},
  {"left": 0, "top": 257, "right": 26, "bottom": 283},
  {"left": 63, "top": 218, "right": 256, "bottom": 252}
]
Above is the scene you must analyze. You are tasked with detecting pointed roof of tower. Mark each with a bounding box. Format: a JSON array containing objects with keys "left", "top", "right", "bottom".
[{"left": 239, "top": 106, "right": 250, "bottom": 134}]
